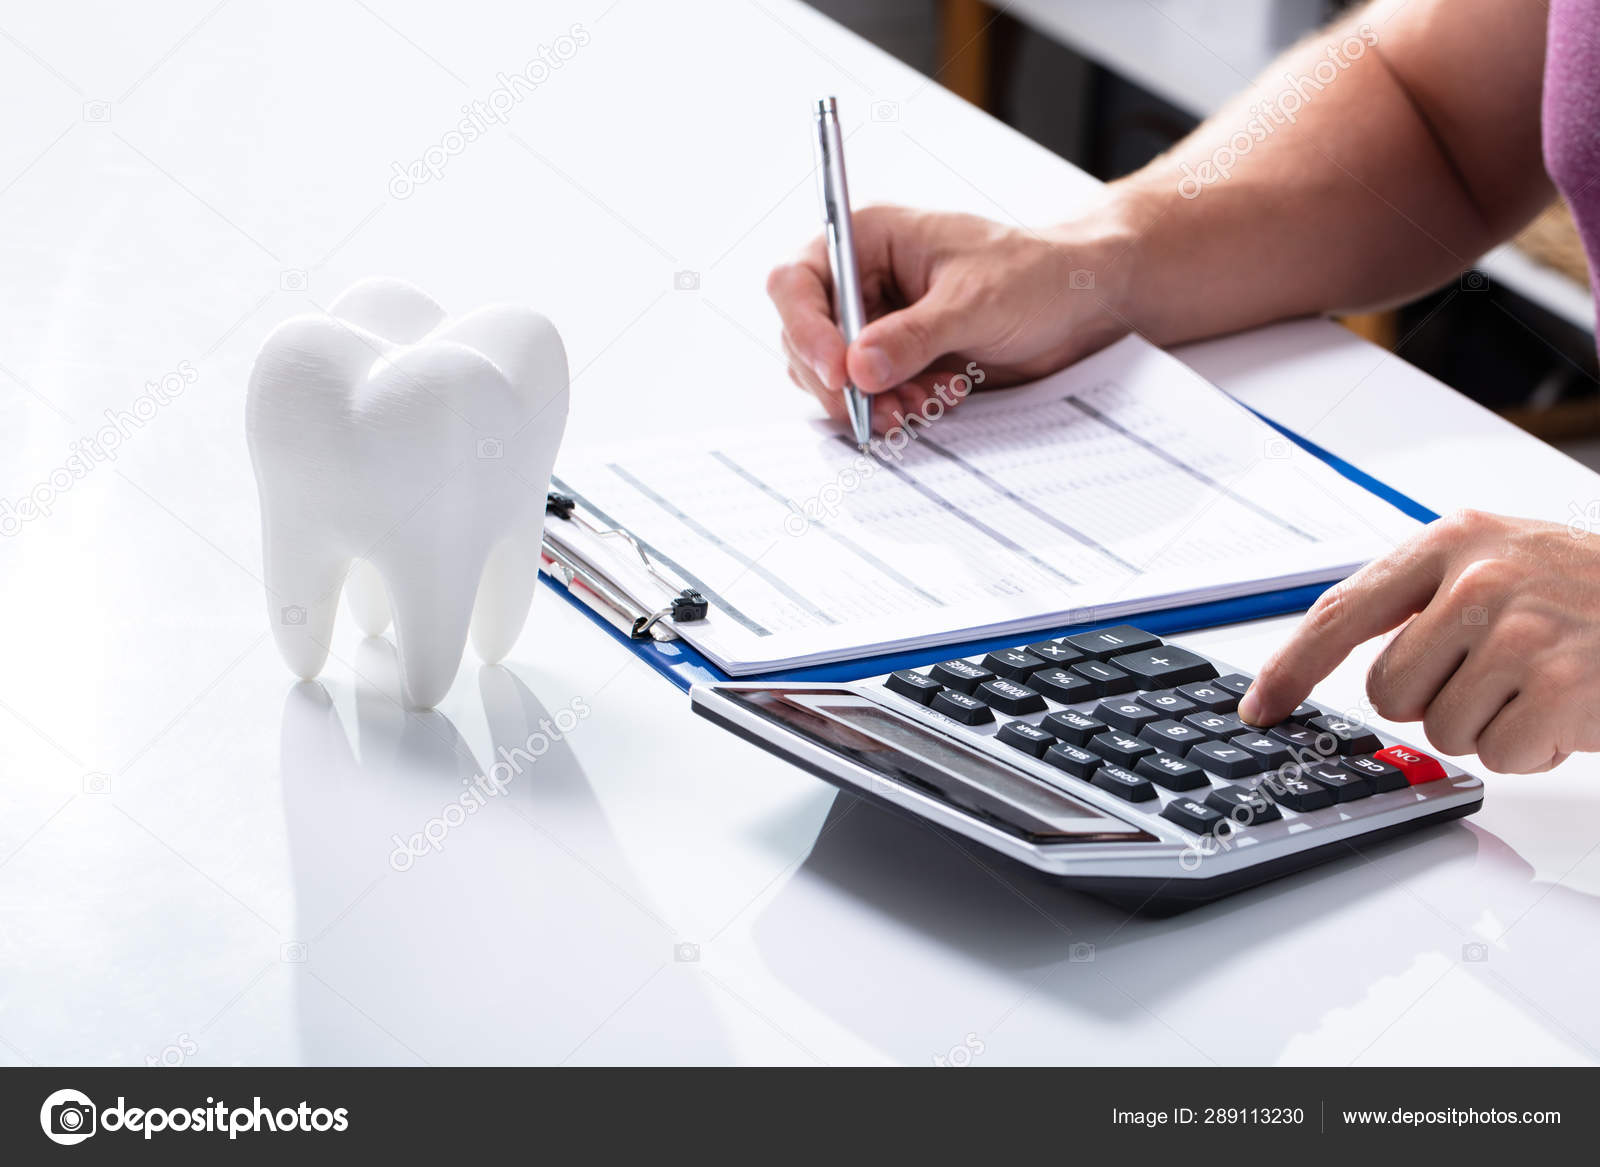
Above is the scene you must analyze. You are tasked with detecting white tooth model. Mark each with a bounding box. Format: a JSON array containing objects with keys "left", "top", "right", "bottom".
[{"left": 246, "top": 277, "right": 569, "bottom": 709}]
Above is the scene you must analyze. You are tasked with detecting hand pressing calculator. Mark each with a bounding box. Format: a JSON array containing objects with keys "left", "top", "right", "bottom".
[{"left": 690, "top": 625, "right": 1483, "bottom": 913}]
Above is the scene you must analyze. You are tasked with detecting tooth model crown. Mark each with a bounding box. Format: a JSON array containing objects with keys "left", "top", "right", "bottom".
[{"left": 246, "top": 277, "right": 569, "bottom": 709}]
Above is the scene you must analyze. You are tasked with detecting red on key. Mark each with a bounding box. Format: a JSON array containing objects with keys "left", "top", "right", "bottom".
[{"left": 1375, "top": 745, "right": 1446, "bottom": 785}]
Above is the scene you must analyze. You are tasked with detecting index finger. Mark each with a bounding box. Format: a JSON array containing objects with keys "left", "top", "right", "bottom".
[
  {"left": 1239, "top": 532, "right": 1448, "bottom": 725},
  {"left": 766, "top": 238, "right": 847, "bottom": 393}
]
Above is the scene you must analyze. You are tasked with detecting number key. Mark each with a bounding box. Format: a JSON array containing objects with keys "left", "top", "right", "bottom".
[
  {"left": 1177, "top": 681, "right": 1237, "bottom": 712},
  {"left": 1097, "top": 699, "right": 1160, "bottom": 732},
  {"left": 1138, "top": 719, "right": 1210, "bottom": 752},
  {"left": 1189, "top": 739, "right": 1261, "bottom": 779},
  {"left": 1137, "top": 688, "right": 1196, "bottom": 716},
  {"left": 1307, "top": 715, "right": 1381, "bottom": 755},
  {"left": 1183, "top": 711, "right": 1245, "bottom": 740}
]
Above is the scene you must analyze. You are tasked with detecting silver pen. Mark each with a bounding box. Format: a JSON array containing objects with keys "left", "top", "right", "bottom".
[{"left": 811, "top": 96, "right": 873, "bottom": 451}]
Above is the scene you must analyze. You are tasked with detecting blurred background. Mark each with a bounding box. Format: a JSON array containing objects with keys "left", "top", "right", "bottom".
[{"left": 808, "top": 0, "right": 1600, "bottom": 470}]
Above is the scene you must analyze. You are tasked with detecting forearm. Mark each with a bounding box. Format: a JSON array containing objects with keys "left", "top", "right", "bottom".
[{"left": 1091, "top": 0, "right": 1551, "bottom": 347}]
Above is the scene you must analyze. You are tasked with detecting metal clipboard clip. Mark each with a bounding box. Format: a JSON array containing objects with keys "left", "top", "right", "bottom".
[{"left": 541, "top": 491, "right": 710, "bottom": 641}]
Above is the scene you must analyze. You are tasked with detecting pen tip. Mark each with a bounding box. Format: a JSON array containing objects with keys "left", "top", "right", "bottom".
[{"left": 857, "top": 442, "right": 871, "bottom": 454}]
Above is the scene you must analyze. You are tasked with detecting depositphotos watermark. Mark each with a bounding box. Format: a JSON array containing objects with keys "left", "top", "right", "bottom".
[
  {"left": 388, "top": 695, "right": 592, "bottom": 870},
  {"left": 1, "top": 360, "right": 198, "bottom": 537},
  {"left": 1177, "top": 23, "right": 1378, "bottom": 199},
  {"left": 932, "top": 1032, "right": 985, "bottom": 1067},
  {"left": 1176, "top": 705, "right": 1376, "bottom": 871},
  {"left": 388, "top": 24, "right": 591, "bottom": 199},
  {"left": 40, "top": 1088, "right": 348, "bottom": 1145},
  {"left": 783, "top": 361, "right": 986, "bottom": 536}
]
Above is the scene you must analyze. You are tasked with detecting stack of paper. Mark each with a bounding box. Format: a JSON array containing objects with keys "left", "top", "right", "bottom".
[{"left": 550, "top": 336, "right": 1419, "bottom": 675}]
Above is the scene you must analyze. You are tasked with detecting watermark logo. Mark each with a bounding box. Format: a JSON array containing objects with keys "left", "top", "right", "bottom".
[
  {"left": 41, "top": 1091, "right": 348, "bottom": 1141},
  {"left": 1177, "top": 24, "right": 1378, "bottom": 199},
  {"left": 146, "top": 1033, "right": 199, "bottom": 1068},
  {"left": 932, "top": 1032, "right": 985, "bottom": 1067},
  {"left": 783, "top": 361, "right": 986, "bottom": 536},
  {"left": 41, "top": 1089, "right": 96, "bottom": 1146},
  {"left": 388, "top": 696, "right": 592, "bottom": 870},
  {"left": 1568, "top": 499, "right": 1600, "bottom": 540},
  {"left": 1, "top": 360, "right": 199, "bottom": 537},
  {"left": 388, "top": 24, "right": 591, "bottom": 199}
]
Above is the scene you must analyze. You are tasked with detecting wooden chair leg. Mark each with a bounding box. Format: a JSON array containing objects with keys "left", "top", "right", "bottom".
[
  {"left": 938, "top": 0, "right": 994, "bottom": 108},
  {"left": 1339, "top": 311, "right": 1398, "bottom": 349}
]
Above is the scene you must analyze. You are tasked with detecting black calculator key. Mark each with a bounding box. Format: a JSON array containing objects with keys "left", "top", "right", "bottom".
[
  {"left": 1288, "top": 703, "right": 1321, "bottom": 722},
  {"left": 1030, "top": 667, "right": 1095, "bottom": 703},
  {"left": 1261, "top": 770, "right": 1334, "bottom": 812},
  {"left": 1231, "top": 733, "right": 1293, "bottom": 771},
  {"left": 930, "top": 659, "right": 994, "bottom": 694},
  {"left": 1183, "top": 711, "right": 1246, "bottom": 740},
  {"left": 1068, "top": 659, "right": 1135, "bottom": 696},
  {"left": 1044, "top": 741, "right": 1100, "bottom": 779},
  {"left": 1189, "top": 740, "right": 1261, "bottom": 779},
  {"left": 1162, "top": 796, "right": 1226, "bottom": 835},
  {"left": 1138, "top": 689, "right": 1196, "bottom": 716},
  {"left": 977, "top": 678, "right": 1046, "bottom": 715},
  {"left": 1042, "top": 709, "right": 1105, "bottom": 745},
  {"left": 1205, "top": 784, "right": 1282, "bottom": 826},
  {"left": 1091, "top": 731, "right": 1156, "bottom": 767},
  {"left": 1304, "top": 761, "right": 1373, "bottom": 802},
  {"left": 1138, "top": 719, "right": 1210, "bottom": 752},
  {"left": 1097, "top": 699, "right": 1161, "bottom": 732},
  {"left": 1110, "top": 645, "right": 1217, "bottom": 687},
  {"left": 1306, "top": 715, "right": 1381, "bottom": 755},
  {"left": 982, "top": 648, "right": 1048, "bottom": 681},
  {"left": 1135, "top": 751, "right": 1209, "bottom": 791},
  {"left": 1176, "top": 681, "right": 1237, "bottom": 712},
  {"left": 931, "top": 689, "right": 993, "bottom": 725},
  {"left": 1213, "top": 673, "right": 1254, "bottom": 698},
  {"left": 997, "top": 720, "right": 1054, "bottom": 756},
  {"left": 1025, "top": 640, "right": 1085, "bottom": 666},
  {"left": 1341, "top": 754, "right": 1407, "bottom": 792},
  {"left": 1064, "top": 624, "right": 1160, "bottom": 659},
  {"left": 1092, "top": 763, "right": 1157, "bottom": 802},
  {"left": 885, "top": 670, "right": 941, "bottom": 705},
  {"left": 1269, "top": 723, "right": 1333, "bottom": 756}
]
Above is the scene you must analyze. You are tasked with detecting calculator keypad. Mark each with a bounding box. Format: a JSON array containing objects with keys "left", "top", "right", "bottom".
[{"left": 878, "top": 625, "right": 1456, "bottom": 842}]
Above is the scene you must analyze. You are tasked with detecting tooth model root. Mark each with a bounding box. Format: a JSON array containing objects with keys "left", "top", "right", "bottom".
[
  {"left": 246, "top": 278, "right": 570, "bottom": 710},
  {"left": 470, "top": 536, "right": 544, "bottom": 663}
]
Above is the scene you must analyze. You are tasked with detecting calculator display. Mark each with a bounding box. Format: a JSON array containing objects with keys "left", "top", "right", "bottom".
[{"left": 724, "top": 688, "right": 1152, "bottom": 843}]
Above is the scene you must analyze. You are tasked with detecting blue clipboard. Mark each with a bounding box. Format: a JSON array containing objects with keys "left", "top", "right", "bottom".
[{"left": 543, "top": 414, "right": 1439, "bottom": 694}]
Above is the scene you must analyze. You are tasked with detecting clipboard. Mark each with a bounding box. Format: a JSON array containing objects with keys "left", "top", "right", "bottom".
[{"left": 539, "top": 415, "right": 1440, "bottom": 695}]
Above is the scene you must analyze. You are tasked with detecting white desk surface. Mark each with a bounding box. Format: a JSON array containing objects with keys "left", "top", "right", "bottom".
[{"left": 3, "top": 0, "right": 1600, "bottom": 1067}]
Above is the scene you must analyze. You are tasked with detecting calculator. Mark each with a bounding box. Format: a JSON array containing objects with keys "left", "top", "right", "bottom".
[{"left": 690, "top": 625, "right": 1483, "bottom": 913}]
